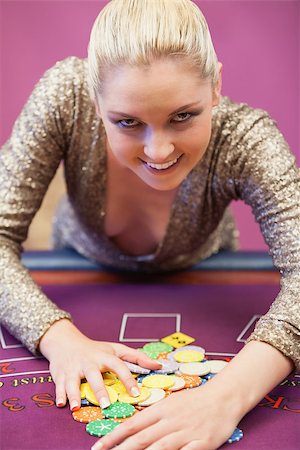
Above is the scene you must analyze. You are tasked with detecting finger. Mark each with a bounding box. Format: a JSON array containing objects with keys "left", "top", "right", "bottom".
[
  {"left": 107, "top": 356, "right": 141, "bottom": 397},
  {"left": 147, "top": 433, "right": 212, "bottom": 450},
  {"left": 181, "top": 442, "right": 208, "bottom": 450},
  {"left": 65, "top": 375, "right": 81, "bottom": 411},
  {"left": 120, "top": 347, "right": 162, "bottom": 370},
  {"left": 54, "top": 374, "right": 67, "bottom": 407},
  {"left": 85, "top": 366, "right": 111, "bottom": 409},
  {"left": 96, "top": 405, "right": 159, "bottom": 449}
]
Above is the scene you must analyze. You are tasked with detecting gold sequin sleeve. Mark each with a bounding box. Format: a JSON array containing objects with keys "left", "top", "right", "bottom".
[
  {"left": 220, "top": 107, "right": 300, "bottom": 369},
  {"left": 0, "top": 59, "right": 79, "bottom": 354}
]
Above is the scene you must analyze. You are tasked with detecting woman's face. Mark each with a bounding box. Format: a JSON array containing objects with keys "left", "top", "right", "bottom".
[{"left": 96, "top": 58, "right": 222, "bottom": 191}]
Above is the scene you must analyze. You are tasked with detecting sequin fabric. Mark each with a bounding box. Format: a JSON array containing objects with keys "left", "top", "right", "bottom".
[{"left": 0, "top": 57, "right": 299, "bottom": 368}]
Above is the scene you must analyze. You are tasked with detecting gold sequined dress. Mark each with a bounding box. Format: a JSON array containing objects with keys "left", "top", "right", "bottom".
[{"left": 0, "top": 57, "right": 299, "bottom": 369}]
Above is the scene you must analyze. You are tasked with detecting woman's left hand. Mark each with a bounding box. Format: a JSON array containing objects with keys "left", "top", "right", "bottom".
[{"left": 91, "top": 379, "right": 241, "bottom": 450}]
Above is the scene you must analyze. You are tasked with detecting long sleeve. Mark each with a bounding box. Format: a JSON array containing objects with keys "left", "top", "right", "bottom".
[
  {"left": 225, "top": 109, "right": 300, "bottom": 369},
  {"left": 0, "top": 58, "right": 81, "bottom": 354}
]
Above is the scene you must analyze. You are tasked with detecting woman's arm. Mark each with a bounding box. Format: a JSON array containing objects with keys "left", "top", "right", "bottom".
[
  {"left": 92, "top": 340, "right": 294, "bottom": 450},
  {"left": 0, "top": 57, "right": 80, "bottom": 353}
]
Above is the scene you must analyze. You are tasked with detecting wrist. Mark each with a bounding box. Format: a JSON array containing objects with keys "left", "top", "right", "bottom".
[
  {"left": 205, "top": 341, "right": 293, "bottom": 418},
  {"left": 39, "top": 318, "right": 79, "bottom": 359}
]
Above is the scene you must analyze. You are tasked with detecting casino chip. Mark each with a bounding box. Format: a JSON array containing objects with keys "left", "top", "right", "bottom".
[
  {"left": 228, "top": 427, "right": 243, "bottom": 444},
  {"left": 179, "top": 361, "right": 211, "bottom": 376},
  {"left": 151, "top": 359, "right": 179, "bottom": 374},
  {"left": 119, "top": 387, "right": 151, "bottom": 404},
  {"left": 102, "top": 402, "right": 135, "bottom": 419},
  {"left": 143, "top": 342, "right": 173, "bottom": 354},
  {"left": 167, "top": 376, "right": 186, "bottom": 391},
  {"left": 173, "top": 345, "right": 205, "bottom": 354},
  {"left": 178, "top": 374, "right": 202, "bottom": 388},
  {"left": 137, "top": 374, "right": 149, "bottom": 383},
  {"left": 142, "top": 375, "right": 175, "bottom": 389},
  {"left": 111, "top": 380, "right": 127, "bottom": 394},
  {"left": 124, "top": 361, "right": 151, "bottom": 374},
  {"left": 138, "top": 348, "right": 161, "bottom": 360},
  {"left": 208, "top": 360, "right": 228, "bottom": 373},
  {"left": 85, "top": 383, "right": 118, "bottom": 406},
  {"left": 86, "top": 419, "right": 120, "bottom": 437},
  {"left": 174, "top": 350, "right": 204, "bottom": 363},
  {"left": 81, "top": 398, "right": 92, "bottom": 407},
  {"left": 137, "top": 387, "right": 166, "bottom": 406},
  {"left": 72, "top": 406, "right": 104, "bottom": 423}
]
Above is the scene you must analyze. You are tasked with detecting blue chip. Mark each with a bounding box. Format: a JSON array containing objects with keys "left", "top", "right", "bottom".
[
  {"left": 228, "top": 427, "right": 243, "bottom": 444},
  {"left": 137, "top": 374, "right": 149, "bottom": 383},
  {"left": 81, "top": 398, "right": 92, "bottom": 407},
  {"left": 203, "top": 373, "right": 216, "bottom": 380}
]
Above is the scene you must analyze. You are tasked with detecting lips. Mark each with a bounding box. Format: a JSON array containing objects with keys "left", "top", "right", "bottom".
[{"left": 143, "top": 155, "right": 182, "bottom": 171}]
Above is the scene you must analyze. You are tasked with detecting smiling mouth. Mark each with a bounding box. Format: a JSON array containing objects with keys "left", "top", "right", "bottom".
[{"left": 143, "top": 155, "right": 182, "bottom": 171}]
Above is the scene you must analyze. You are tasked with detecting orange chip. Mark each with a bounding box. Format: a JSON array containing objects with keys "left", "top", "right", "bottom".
[
  {"left": 135, "top": 405, "right": 147, "bottom": 411},
  {"left": 164, "top": 390, "right": 173, "bottom": 397},
  {"left": 72, "top": 406, "right": 104, "bottom": 423},
  {"left": 179, "top": 374, "right": 202, "bottom": 388},
  {"left": 157, "top": 352, "right": 169, "bottom": 360}
]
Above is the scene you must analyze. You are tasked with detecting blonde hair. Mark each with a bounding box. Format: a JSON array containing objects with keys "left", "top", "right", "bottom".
[{"left": 87, "top": 0, "right": 219, "bottom": 102}]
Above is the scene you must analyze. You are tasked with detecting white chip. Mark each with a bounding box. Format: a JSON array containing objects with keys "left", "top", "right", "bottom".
[
  {"left": 168, "top": 376, "right": 186, "bottom": 391},
  {"left": 208, "top": 360, "right": 228, "bottom": 373},
  {"left": 179, "top": 361, "right": 211, "bottom": 376},
  {"left": 137, "top": 388, "right": 165, "bottom": 406}
]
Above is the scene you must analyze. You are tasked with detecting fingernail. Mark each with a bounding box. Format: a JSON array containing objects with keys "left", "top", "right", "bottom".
[
  {"left": 131, "top": 386, "right": 140, "bottom": 397},
  {"left": 100, "top": 397, "right": 110, "bottom": 409},
  {"left": 91, "top": 442, "right": 103, "bottom": 450},
  {"left": 56, "top": 399, "right": 64, "bottom": 407},
  {"left": 70, "top": 400, "right": 79, "bottom": 411}
]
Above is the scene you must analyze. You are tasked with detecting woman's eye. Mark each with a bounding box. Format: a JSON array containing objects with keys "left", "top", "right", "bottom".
[
  {"left": 173, "top": 112, "right": 192, "bottom": 122},
  {"left": 118, "top": 119, "right": 139, "bottom": 128}
]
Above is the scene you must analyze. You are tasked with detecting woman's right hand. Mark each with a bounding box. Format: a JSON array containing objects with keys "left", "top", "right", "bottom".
[{"left": 39, "top": 319, "right": 161, "bottom": 411}]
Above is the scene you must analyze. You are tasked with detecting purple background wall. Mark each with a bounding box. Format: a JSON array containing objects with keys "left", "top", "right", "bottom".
[{"left": 0, "top": 0, "right": 299, "bottom": 250}]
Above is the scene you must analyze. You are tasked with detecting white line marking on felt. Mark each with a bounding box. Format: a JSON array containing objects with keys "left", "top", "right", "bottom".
[
  {"left": 0, "top": 356, "right": 43, "bottom": 363},
  {"left": 0, "top": 369, "right": 50, "bottom": 379},
  {"left": 236, "top": 315, "right": 262, "bottom": 343},
  {"left": 0, "top": 325, "right": 24, "bottom": 349},
  {"left": 119, "top": 313, "right": 181, "bottom": 342}
]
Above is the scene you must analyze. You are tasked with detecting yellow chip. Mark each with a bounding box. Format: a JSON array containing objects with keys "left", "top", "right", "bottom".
[
  {"left": 106, "top": 385, "right": 119, "bottom": 404},
  {"left": 174, "top": 350, "right": 204, "bottom": 363},
  {"left": 104, "top": 378, "right": 116, "bottom": 386},
  {"left": 84, "top": 383, "right": 118, "bottom": 406},
  {"left": 80, "top": 382, "right": 88, "bottom": 399},
  {"left": 142, "top": 375, "right": 175, "bottom": 390},
  {"left": 111, "top": 381, "right": 127, "bottom": 394},
  {"left": 118, "top": 387, "right": 150, "bottom": 404},
  {"left": 103, "top": 372, "right": 117, "bottom": 386},
  {"left": 161, "top": 332, "right": 195, "bottom": 349}
]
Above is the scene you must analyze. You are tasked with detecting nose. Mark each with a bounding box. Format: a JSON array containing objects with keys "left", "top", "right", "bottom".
[{"left": 143, "top": 131, "right": 175, "bottom": 163}]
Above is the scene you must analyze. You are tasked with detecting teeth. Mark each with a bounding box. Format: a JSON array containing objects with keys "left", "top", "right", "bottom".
[{"left": 146, "top": 156, "right": 179, "bottom": 170}]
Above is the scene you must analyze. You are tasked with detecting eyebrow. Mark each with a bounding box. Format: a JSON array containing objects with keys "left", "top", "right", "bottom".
[{"left": 108, "top": 101, "right": 203, "bottom": 119}]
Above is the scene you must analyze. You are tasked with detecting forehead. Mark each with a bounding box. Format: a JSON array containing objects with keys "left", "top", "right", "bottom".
[{"left": 98, "top": 59, "right": 212, "bottom": 108}]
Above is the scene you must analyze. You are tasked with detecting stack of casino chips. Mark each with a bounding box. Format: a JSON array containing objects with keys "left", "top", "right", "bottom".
[{"left": 72, "top": 339, "right": 243, "bottom": 444}]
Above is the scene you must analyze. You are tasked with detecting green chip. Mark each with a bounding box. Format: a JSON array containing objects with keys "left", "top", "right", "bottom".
[
  {"left": 103, "top": 402, "right": 135, "bottom": 419},
  {"left": 138, "top": 348, "right": 160, "bottom": 360},
  {"left": 143, "top": 342, "right": 173, "bottom": 354},
  {"left": 86, "top": 419, "right": 120, "bottom": 437}
]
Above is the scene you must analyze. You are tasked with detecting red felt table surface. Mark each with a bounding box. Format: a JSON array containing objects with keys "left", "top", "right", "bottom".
[{"left": 0, "top": 282, "right": 298, "bottom": 450}]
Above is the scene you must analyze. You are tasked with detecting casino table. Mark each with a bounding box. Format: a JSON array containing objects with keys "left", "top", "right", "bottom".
[{"left": 0, "top": 250, "right": 299, "bottom": 450}]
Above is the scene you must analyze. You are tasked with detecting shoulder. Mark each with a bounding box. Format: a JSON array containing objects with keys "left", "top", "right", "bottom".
[
  {"left": 212, "top": 96, "right": 275, "bottom": 143},
  {"left": 35, "top": 56, "right": 90, "bottom": 102}
]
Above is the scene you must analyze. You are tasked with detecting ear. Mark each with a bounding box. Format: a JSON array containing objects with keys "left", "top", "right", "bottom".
[{"left": 212, "top": 62, "right": 223, "bottom": 107}]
